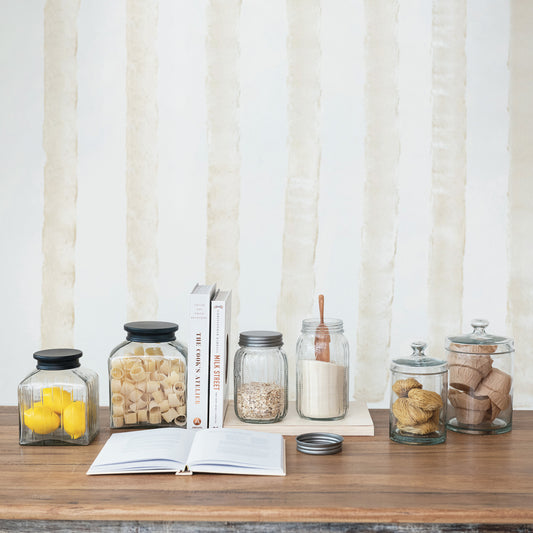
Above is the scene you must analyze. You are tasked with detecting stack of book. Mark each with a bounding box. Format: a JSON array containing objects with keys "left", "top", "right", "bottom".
[{"left": 187, "top": 283, "right": 232, "bottom": 429}]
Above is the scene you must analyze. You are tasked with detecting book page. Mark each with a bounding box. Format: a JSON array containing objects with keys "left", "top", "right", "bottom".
[
  {"left": 186, "top": 428, "right": 285, "bottom": 474},
  {"left": 87, "top": 428, "right": 196, "bottom": 474}
]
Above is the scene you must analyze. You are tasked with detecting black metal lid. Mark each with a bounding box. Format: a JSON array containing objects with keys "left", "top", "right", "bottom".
[
  {"left": 33, "top": 348, "right": 82, "bottom": 370},
  {"left": 124, "top": 321, "right": 178, "bottom": 342},
  {"left": 238, "top": 330, "right": 283, "bottom": 348}
]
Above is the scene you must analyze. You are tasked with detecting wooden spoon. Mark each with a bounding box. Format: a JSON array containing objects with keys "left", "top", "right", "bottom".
[{"left": 315, "top": 294, "right": 331, "bottom": 362}]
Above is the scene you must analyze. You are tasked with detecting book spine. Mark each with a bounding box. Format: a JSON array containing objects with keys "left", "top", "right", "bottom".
[
  {"left": 187, "top": 291, "right": 212, "bottom": 429},
  {"left": 209, "top": 298, "right": 227, "bottom": 428}
]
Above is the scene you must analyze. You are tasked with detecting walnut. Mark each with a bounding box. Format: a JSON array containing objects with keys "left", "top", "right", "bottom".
[
  {"left": 392, "top": 397, "right": 434, "bottom": 426},
  {"left": 392, "top": 385, "right": 443, "bottom": 437},
  {"left": 397, "top": 418, "right": 439, "bottom": 435},
  {"left": 391, "top": 378, "right": 422, "bottom": 398},
  {"left": 407, "top": 388, "right": 443, "bottom": 411}
]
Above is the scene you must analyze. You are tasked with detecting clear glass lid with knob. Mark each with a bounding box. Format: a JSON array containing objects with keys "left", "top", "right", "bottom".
[
  {"left": 391, "top": 341, "right": 447, "bottom": 375},
  {"left": 446, "top": 319, "right": 514, "bottom": 354}
]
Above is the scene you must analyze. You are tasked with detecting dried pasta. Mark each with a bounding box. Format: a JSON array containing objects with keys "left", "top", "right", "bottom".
[
  {"left": 168, "top": 393, "right": 179, "bottom": 407},
  {"left": 159, "top": 359, "right": 171, "bottom": 375},
  {"left": 111, "top": 393, "right": 124, "bottom": 406},
  {"left": 149, "top": 410, "right": 161, "bottom": 424},
  {"left": 110, "top": 367, "right": 124, "bottom": 380},
  {"left": 130, "top": 365, "right": 146, "bottom": 382},
  {"left": 121, "top": 381, "right": 135, "bottom": 396},
  {"left": 135, "top": 398, "right": 147, "bottom": 410},
  {"left": 124, "top": 412, "right": 137, "bottom": 425},
  {"left": 148, "top": 400, "right": 160, "bottom": 412},
  {"left": 151, "top": 390, "right": 165, "bottom": 403},
  {"left": 162, "top": 408, "right": 178, "bottom": 423},
  {"left": 128, "top": 389, "right": 143, "bottom": 402},
  {"left": 146, "top": 347, "right": 163, "bottom": 356},
  {"left": 109, "top": 345, "right": 187, "bottom": 428},
  {"left": 146, "top": 380, "right": 159, "bottom": 393},
  {"left": 111, "top": 359, "right": 123, "bottom": 370}
]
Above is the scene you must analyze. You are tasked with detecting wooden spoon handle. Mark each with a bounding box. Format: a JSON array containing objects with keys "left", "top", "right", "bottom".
[{"left": 318, "top": 294, "right": 325, "bottom": 323}]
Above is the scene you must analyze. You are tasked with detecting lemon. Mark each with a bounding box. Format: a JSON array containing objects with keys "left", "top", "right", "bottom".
[
  {"left": 63, "top": 401, "right": 86, "bottom": 439},
  {"left": 42, "top": 387, "right": 72, "bottom": 414},
  {"left": 24, "top": 405, "right": 60, "bottom": 434}
]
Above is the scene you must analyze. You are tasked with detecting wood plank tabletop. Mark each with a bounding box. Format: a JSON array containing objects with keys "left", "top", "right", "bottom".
[{"left": 1, "top": 406, "right": 532, "bottom": 526}]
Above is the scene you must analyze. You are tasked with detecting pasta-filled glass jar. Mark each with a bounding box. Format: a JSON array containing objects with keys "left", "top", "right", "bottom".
[
  {"left": 390, "top": 342, "right": 447, "bottom": 445},
  {"left": 234, "top": 331, "right": 288, "bottom": 423},
  {"left": 446, "top": 319, "right": 513, "bottom": 435},
  {"left": 296, "top": 318, "right": 349, "bottom": 421},
  {"left": 18, "top": 348, "right": 99, "bottom": 446},
  {"left": 108, "top": 321, "right": 187, "bottom": 429}
]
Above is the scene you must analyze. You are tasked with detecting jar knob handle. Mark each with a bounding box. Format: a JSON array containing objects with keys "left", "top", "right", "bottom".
[
  {"left": 411, "top": 341, "right": 427, "bottom": 355},
  {"left": 471, "top": 318, "right": 489, "bottom": 334}
]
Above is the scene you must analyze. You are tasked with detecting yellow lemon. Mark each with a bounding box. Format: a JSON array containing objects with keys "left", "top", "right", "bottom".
[
  {"left": 63, "top": 401, "right": 86, "bottom": 439},
  {"left": 42, "top": 387, "right": 72, "bottom": 414},
  {"left": 24, "top": 405, "right": 60, "bottom": 434}
]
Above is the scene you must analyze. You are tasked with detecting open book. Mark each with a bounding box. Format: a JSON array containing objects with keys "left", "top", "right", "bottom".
[{"left": 87, "top": 427, "right": 286, "bottom": 476}]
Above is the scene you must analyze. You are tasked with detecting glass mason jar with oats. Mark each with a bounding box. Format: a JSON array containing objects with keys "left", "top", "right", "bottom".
[
  {"left": 108, "top": 321, "right": 187, "bottom": 429},
  {"left": 234, "top": 331, "right": 288, "bottom": 423}
]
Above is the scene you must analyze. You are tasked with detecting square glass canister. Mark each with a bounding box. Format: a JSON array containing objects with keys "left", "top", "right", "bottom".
[
  {"left": 18, "top": 348, "right": 99, "bottom": 446},
  {"left": 446, "top": 319, "right": 513, "bottom": 435},
  {"left": 108, "top": 321, "right": 187, "bottom": 429},
  {"left": 390, "top": 342, "right": 447, "bottom": 445}
]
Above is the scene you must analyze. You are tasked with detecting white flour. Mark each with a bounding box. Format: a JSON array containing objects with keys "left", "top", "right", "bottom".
[{"left": 298, "top": 359, "right": 346, "bottom": 419}]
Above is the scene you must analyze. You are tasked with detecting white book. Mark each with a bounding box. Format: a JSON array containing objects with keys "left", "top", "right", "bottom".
[
  {"left": 187, "top": 283, "right": 216, "bottom": 429},
  {"left": 209, "top": 290, "right": 232, "bottom": 428},
  {"left": 87, "top": 427, "right": 285, "bottom": 476}
]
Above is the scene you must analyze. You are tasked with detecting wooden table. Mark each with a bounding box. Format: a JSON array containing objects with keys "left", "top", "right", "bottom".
[{"left": 1, "top": 407, "right": 532, "bottom": 532}]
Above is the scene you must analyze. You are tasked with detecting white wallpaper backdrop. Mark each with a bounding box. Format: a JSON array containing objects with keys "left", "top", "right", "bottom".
[{"left": 1, "top": 0, "right": 532, "bottom": 409}]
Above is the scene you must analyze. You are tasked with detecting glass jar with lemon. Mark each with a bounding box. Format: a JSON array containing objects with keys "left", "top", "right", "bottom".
[{"left": 18, "top": 348, "right": 99, "bottom": 445}]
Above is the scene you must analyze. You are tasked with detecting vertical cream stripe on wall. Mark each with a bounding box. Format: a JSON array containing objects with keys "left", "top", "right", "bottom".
[
  {"left": 41, "top": 0, "right": 80, "bottom": 348},
  {"left": 205, "top": 0, "right": 242, "bottom": 347},
  {"left": 277, "top": 0, "right": 321, "bottom": 394},
  {"left": 126, "top": 0, "right": 159, "bottom": 321},
  {"left": 354, "top": 0, "right": 400, "bottom": 403},
  {"left": 507, "top": 1, "right": 533, "bottom": 409},
  {"left": 427, "top": 0, "right": 466, "bottom": 353}
]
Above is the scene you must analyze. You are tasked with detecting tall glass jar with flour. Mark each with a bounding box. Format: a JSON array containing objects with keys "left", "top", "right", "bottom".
[{"left": 296, "top": 318, "right": 349, "bottom": 421}]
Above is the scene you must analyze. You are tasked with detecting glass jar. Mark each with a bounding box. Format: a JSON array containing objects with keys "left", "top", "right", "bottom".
[
  {"left": 446, "top": 319, "right": 513, "bottom": 435},
  {"left": 296, "top": 318, "right": 349, "bottom": 421},
  {"left": 108, "top": 321, "right": 187, "bottom": 429},
  {"left": 234, "top": 331, "right": 288, "bottom": 423},
  {"left": 18, "top": 348, "right": 99, "bottom": 445},
  {"left": 390, "top": 341, "right": 447, "bottom": 445}
]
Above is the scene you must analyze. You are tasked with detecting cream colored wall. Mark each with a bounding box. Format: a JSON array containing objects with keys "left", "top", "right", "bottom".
[{"left": 1, "top": 0, "right": 530, "bottom": 408}]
